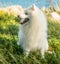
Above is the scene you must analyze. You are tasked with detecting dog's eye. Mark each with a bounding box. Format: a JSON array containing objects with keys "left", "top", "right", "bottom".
[{"left": 25, "top": 12, "right": 28, "bottom": 15}]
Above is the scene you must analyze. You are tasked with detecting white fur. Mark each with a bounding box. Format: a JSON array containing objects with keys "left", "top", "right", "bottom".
[{"left": 17, "top": 5, "right": 48, "bottom": 57}]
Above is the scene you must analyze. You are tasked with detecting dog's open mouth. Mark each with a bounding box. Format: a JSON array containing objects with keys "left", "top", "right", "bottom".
[{"left": 20, "top": 18, "right": 29, "bottom": 25}]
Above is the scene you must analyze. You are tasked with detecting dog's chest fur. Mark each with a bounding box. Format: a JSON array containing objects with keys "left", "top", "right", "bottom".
[{"left": 19, "top": 18, "right": 44, "bottom": 50}]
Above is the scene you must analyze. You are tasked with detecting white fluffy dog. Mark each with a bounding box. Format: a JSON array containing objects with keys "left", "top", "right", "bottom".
[{"left": 17, "top": 4, "right": 48, "bottom": 57}]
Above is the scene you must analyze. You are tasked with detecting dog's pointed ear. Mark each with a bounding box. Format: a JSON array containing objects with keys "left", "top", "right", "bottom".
[{"left": 31, "top": 4, "right": 35, "bottom": 10}]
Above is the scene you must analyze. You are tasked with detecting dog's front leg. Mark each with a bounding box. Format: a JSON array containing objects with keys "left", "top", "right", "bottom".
[
  {"left": 17, "top": 28, "right": 23, "bottom": 45},
  {"left": 40, "top": 49, "right": 45, "bottom": 58}
]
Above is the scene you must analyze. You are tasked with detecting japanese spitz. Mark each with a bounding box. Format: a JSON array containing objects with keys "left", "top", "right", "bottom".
[{"left": 17, "top": 4, "right": 48, "bottom": 57}]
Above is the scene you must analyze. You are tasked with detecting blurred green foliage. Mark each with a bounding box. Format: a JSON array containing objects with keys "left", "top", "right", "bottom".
[{"left": 0, "top": 10, "right": 60, "bottom": 64}]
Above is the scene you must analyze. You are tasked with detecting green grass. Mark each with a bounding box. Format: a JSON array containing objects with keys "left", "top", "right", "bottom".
[{"left": 0, "top": 11, "right": 60, "bottom": 64}]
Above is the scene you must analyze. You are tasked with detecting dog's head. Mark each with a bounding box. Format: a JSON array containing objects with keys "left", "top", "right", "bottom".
[
  {"left": 18, "top": 4, "right": 38, "bottom": 25},
  {"left": 18, "top": 12, "right": 30, "bottom": 25}
]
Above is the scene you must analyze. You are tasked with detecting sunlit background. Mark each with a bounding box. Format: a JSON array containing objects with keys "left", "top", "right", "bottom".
[
  {"left": 0, "top": 0, "right": 59, "bottom": 8},
  {"left": 0, "top": 0, "right": 60, "bottom": 64}
]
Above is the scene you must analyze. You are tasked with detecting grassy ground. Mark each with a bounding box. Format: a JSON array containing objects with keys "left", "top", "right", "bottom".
[{"left": 0, "top": 11, "right": 60, "bottom": 64}]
